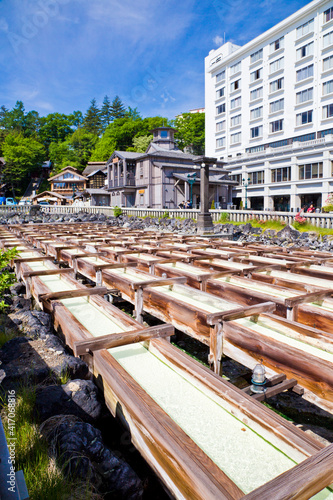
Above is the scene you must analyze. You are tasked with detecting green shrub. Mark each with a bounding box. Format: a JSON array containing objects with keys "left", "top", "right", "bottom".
[
  {"left": 113, "top": 206, "right": 122, "bottom": 217},
  {"left": 218, "top": 212, "right": 230, "bottom": 223},
  {"left": 161, "top": 211, "right": 169, "bottom": 219},
  {"left": 211, "top": 200, "right": 215, "bottom": 210},
  {"left": 0, "top": 247, "right": 18, "bottom": 312},
  {"left": 239, "top": 200, "right": 243, "bottom": 210}
]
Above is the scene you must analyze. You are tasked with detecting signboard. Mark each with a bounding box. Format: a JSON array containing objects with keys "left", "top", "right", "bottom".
[{"left": 138, "top": 189, "right": 145, "bottom": 194}]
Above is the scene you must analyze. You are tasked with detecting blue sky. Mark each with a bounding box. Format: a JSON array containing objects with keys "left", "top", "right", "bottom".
[{"left": 0, "top": 0, "right": 309, "bottom": 120}]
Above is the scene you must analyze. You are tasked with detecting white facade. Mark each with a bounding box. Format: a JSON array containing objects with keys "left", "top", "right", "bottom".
[{"left": 205, "top": 0, "right": 333, "bottom": 211}]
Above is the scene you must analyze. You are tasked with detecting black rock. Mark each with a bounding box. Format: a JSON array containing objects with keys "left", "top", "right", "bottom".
[{"left": 41, "top": 416, "right": 143, "bottom": 499}]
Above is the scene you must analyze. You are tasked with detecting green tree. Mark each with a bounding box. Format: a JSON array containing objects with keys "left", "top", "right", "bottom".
[
  {"left": 173, "top": 112, "right": 205, "bottom": 155},
  {"left": 110, "top": 96, "right": 126, "bottom": 120},
  {"left": 49, "top": 129, "right": 98, "bottom": 172},
  {"left": 0, "top": 247, "right": 18, "bottom": 312},
  {"left": 128, "top": 134, "right": 152, "bottom": 153},
  {"left": 126, "top": 107, "right": 141, "bottom": 121},
  {"left": 100, "top": 95, "right": 112, "bottom": 132},
  {"left": 82, "top": 98, "right": 102, "bottom": 135},
  {"left": 39, "top": 113, "right": 76, "bottom": 151},
  {"left": 2, "top": 133, "right": 46, "bottom": 194}
]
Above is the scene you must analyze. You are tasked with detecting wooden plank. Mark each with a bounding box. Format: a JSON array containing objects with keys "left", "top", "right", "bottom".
[
  {"left": 71, "top": 252, "right": 108, "bottom": 259},
  {"left": 243, "top": 443, "right": 333, "bottom": 500},
  {"left": 131, "top": 277, "right": 187, "bottom": 290},
  {"left": 252, "top": 379, "right": 297, "bottom": 401},
  {"left": 38, "top": 286, "right": 109, "bottom": 302},
  {"left": 22, "top": 268, "right": 74, "bottom": 278},
  {"left": 14, "top": 256, "right": 54, "bottom": 263},
  {"left": 206, "top": 302, "right": 276, "bottom": 325},
  {"left": 74, "top": 324, "right": 174, "bottom": 356}
]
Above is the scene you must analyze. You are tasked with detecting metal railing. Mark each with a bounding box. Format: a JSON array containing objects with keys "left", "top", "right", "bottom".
[{"left": 1, "top": 205, "right": 333, "bottom": 228}]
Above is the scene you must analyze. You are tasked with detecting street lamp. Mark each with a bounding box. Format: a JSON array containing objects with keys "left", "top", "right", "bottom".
[
  {"left": 242, "top": 177, "right": 251, "bottom": 210},
  {"left": 187, "top": 172, "right": 196, "bottom": 207},
  {"left": 72, "top": 183, "right": 76, "bottom": 201}
]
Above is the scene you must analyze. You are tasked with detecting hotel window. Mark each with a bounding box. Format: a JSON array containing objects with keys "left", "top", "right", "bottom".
[
  {"left": 250, "top": 86, "right": 263, "bottom": 100},
  {"left": 296, "top": 18, "right": 314, "bottom": 38},
  {"left": 231, "top": 132, "right": 241, "bottom": 144},
  {"left": 216, "top": 70, "right": 225, "bottom": 83},
  {"left": 296, "top": 64, "right": 313, "bottom": 81},
  {"left": 299, "top": 162, "right": 323, "bottom": 179},
  {"left": 296, "top": 42, "right": 314, "bottom": 60},
  {"left": 250, "top": 106, "right": 263, "bottom": 119},
  {"left": 323, "top": 79, "right": 333, "bottom": 95},
  {"left": 230, "top": 79, "right": 241, "bottom": 92},
  {"left": 230, "top": 114, "right": 241, "bottom": 127},
  {"left": 323, "top": 54, "right": 333, "bottom": 71},
  {"left": 250, "top": 48, "right": 263, "bottom": 63},
  {"left": 270, "top": 57, "right": 284, "bottom": 73},
  {"left": 324, "top": 7, "right": 333, "bottom": 23},
  {"left": 230, "top": 96, "right": 241, "bottom": 109},
  {"left": 216, "top": 137, "right": 226, "bottom": 148},
  {"left": 270, "top": 37, "right": 284, "bottom": 53},
  {"left": 296, "top": 110, "right": 313, "bottom": 125},
  {"left": 271, "top": 167, "right": 291, "bottom": 182},
  {"left": 270, "top": 98, "right": 284, "bottom": 113},
  {"left": 216, "top": 104, "right": 225, "bottom": 115},
  {"left": 296, "top": 87, "right": 313, "bottom": 103},
  {"left": 216, "top": 87, "right": 225, "bottom": 99},
  {"left": 270, "top": 77, "right": 284, "bottom": 92},
  {"left": 230, "top": 62, "right": 241, "bottom": 75},
  {"left": 323, "top": 103, "right": 333, "bottom": 118},
  {"left": 216, "top": 120, "right": 225, "bottom": 132},
  {"left": 323, "top": 31, "right": 333, "bottom": 48},
  {"left": 250, "top": 125, "right": 263, "bottom": 138},
  {"left": 250, "top": 68, "right": 262, "bottom": 82},
  {"left": 270, "top": 119, "right": 283, "bottom": 133},
  {"left": 249, "top": 171, "right": 264, "bottom": 184}
]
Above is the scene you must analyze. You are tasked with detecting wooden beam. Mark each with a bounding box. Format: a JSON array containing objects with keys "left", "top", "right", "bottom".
[
  {"left": 73, "top": 324, "right": 174, "bottom": 356},
  {"left": 243, "top": 442, "right": 333, "bottom": 500},
  {"left": 206, "top": 302, "right": 276, "bottom": 325},
  {"left": 22, "top": 268, "right": 74, "bottom": 278},
  {"left": 14, "top": 256, "right": 54, "bottom": 263},
  {"left": 38, "top": 286, "right": 110, "bottom": 302},
  {"left": 93, "top": 261, "right": 138, "bottom": 271},
  {"left": 131, "top": 277, "right": 187, "bottom": 290},
  {"left": 71, "top": 252, "right": 108, "bottom": 259}
]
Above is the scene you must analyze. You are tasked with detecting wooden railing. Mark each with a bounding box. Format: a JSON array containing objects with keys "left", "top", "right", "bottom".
[{"left": 1, "top": 205, "right": 333, "bottom": 228}]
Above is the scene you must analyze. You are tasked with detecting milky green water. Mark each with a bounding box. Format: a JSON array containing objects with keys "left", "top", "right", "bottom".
[
  {"left": 247, "top": 255, "right": 292, "bottom": 265},
  {"left": 17, "top": 258, "right": 333, "bottom": 498},
  {"left": 260, "top": 270, "right": 333, "bottom": 289},
  {"left": 217, "top": 276, "right": 299, "bottom": 298},
  {"left": 158, "top": 261, "right": 212, "bottom": 276}
]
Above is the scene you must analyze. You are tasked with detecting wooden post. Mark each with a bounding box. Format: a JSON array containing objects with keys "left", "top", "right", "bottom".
[
  {"left": 134, "top": 287, "right": 144, "bottom": 324},
  {"left": 209, "top": 323, "right": 223, "bottom": 376}
]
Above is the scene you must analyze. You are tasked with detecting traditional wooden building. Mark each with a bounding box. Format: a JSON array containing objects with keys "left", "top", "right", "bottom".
[
  {"left": 106, "top": 127, "right": 236, "bottom": 209},
  {"left": 48, "top": 166, "right": 88, "bottom": 203}
]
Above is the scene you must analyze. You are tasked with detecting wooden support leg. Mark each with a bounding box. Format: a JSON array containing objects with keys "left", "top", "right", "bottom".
[
  {"left": 96, "top": 270, "right": 103, "bottom": 287},
  {"left": 149, "top": 263, "right": 155, "bottom": 275},
  {"left": 80, "top": 351, "right": 94, "bottom": 380},
  {"left": 134, "top": 287, "right": 144, "bottom": 324},
  {"left": 200, "top": 280, "right": 207, "bottom": 292},
  {"left": 209, "top": 323, "right": 223, "bottom": 376},
  {"left": 286, "top": 306, "right": 295, "bottom": 321},
  {"left": 25, "top": 277, "right": 32, "bottom": 299},
  {"left": 15, "top": 262, "right": 22, "bottom": 281}
]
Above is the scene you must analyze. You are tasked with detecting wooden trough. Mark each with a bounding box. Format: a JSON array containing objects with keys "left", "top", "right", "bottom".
[{"left": 10, "top": 250, "right": 333, "bottom": 499}]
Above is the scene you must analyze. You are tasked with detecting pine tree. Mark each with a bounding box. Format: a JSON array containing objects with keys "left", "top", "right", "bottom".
[
  {"left": 82, "top": 98, "right": 102, "bottom": 135},
  {"left": 110, "top": 96, "right": 126, "bottom": 120},
  {"left": 100, "top": 95, "right": 112, "bottom": 131}
]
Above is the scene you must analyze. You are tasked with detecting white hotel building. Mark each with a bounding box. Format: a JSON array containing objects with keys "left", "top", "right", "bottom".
[{"left": 205, "top": 0, "right": 333, "bottom": 212}]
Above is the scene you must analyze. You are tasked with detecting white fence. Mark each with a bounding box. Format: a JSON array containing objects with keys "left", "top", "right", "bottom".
[{"left": 1, "top": 205, "right": 333, "bottom": 228}]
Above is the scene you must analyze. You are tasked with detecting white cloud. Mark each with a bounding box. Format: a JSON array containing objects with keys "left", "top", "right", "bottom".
[{"left": 213, "top": 35, "right": 223, "bottom": 46}]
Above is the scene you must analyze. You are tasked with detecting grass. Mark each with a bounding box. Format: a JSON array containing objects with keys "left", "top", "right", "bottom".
[{"left": 1, "top": 384, "right": 101, "bottom": 500}]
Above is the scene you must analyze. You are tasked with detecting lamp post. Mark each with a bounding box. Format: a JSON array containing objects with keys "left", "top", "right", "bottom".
[
  {"left": 193, "top": 156, "right": 217, "bottom": 234},
  {"left": 72, "top": 183, "right": 76, "bottom": 201},
  {"left": 242, "top": 177, "right": 251, "bottom": 210},
  {"left": 187, "top": 172, "right": 196, "bottom": 207}
]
